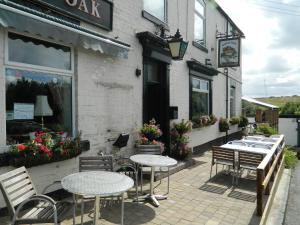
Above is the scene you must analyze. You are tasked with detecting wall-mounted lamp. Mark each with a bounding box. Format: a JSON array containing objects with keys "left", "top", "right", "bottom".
[
  {"left": 160, "top": 27, "right": 189, "bottom": 60},
  {"left": 135, "top": 68, "right": 142, "bottom": 77}
]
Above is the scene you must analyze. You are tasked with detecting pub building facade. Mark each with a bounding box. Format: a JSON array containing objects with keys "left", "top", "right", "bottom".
[{"left": 0, "top": 0, "right": 243, "bottom": 206}]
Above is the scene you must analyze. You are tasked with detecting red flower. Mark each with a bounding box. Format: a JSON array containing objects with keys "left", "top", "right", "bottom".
[
  {"left": 17, "top": 144, "right": 26, "bottom": 151},
  {"left": 35, "top": 137, "right": 42, "bottom": 143},
  {"left": 59, "top": 141, "right": 64, "bottom": 145}
]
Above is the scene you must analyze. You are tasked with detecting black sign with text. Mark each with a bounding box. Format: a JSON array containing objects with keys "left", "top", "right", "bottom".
[{"left": 27, "top": 0, "right": 113, "bottom": 30}]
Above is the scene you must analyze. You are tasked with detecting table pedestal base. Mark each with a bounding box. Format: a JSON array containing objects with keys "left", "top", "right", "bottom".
[{"left": 135, "top": 194, "right": 168, "bottom": 207}]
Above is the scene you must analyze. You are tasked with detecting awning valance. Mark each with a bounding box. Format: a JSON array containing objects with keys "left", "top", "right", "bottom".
[{"left": 0, "top": 1, "right": 130, "bottom": 59}]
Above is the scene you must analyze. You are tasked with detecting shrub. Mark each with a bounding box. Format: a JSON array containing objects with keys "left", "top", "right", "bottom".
[
  {"left": 170, "top": 120, "right": 192, "bottom": 160},
  {"left": 229, "top": 117, "right": 240, "bottom": 125},
  {"left": 256, "top": 123, "right": 277, "bottom": 136},
  {"left": 284, "top": 147, "right": 298, "bottom": 169},
  {"left": 192, "top": 114, "right": 217, "bottom": 128},
  {"left": 219, "top": 118, "right": 229, "bottom": 132},
  {"left": 238, "top": 116, "right": 249, "bottom": 128}
]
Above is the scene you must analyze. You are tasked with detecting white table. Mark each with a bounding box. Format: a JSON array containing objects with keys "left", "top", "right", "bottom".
[
  {"left": 61, "top": 171, "right": 134, "bottom": 225},
  {"left": 221, "top": 143, "right": 271, "bottom": 155},
  {"left": 130, "top": 154, "right": 177, "bottom": 207}
]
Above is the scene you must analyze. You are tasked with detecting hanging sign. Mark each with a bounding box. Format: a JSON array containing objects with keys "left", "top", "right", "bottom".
[
  {"left": 218, "top": 38, "right": 241, "bottom": 68},
  {"left": 28, "top": 0, "right": 113, "bottom": 30}
]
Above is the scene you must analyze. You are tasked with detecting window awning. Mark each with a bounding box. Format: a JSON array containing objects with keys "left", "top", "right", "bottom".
[{"left": 0, "top": 1, "right": 130, "bottom": 59}]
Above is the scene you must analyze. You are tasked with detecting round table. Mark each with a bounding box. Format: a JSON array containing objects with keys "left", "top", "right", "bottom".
[
  {"left": 61, "top": 171, "right": 134, "bottom": 225},
  {"left": 130, "top": 154, "right": 177, "bottom": 207}
]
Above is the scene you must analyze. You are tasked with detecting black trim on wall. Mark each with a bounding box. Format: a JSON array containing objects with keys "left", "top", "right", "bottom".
[{"left": 187, "top": 60, "right": 219, "bottom": 76}]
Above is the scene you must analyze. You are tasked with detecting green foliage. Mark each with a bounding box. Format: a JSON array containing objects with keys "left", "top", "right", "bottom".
[
  {"left": 242, "top": 100, "right": 257, "bottom": 117},
  {"left": 284, "top": 147, "right": 298, "bottom": 169},
  {"left": 238, "top": 116, "right": 249, "bottom": 128},
  {"left": 229, "top": 117, "right": 240, "bottom": 125},
  {"left": 280, "top": 102, "right": 300, "bottom": 115},
  {"left": 256, "top": 123, "right": 277, "bottom": 135},
  {"left": 219, "top": 118, "right": 229, "bottom": 132},
  {"left": 170, "top": 120, "right": 192, "bottom": 160}
]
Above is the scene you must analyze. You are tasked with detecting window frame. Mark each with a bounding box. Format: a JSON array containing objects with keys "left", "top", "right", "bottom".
[
  {"left": 142, "top": 0, "right": 168, "bottom": 25},
  {"left": 190, "top": 75, "right": 212, "bottom": 120},
  {"left": 230, "top": 85, "right": 236, "bottom": 117},
  {"left": 4, "top": 30, "right": 76, "bottom": 144},
  {"left": 194, "top": 0, "right": 206, "bottom": 47}
]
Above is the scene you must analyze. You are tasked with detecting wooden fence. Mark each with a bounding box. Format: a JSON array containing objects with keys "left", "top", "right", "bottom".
[{"left": 256, "top": 135, "right": 285, "bottom": 217}]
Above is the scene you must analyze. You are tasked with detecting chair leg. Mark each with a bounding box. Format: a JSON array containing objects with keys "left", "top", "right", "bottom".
[
  {"left": 81, "top": 197, "right": 84, "bottom": 225},
  {"left": 121, "top": 192, "right": 124, "bottom": 225},
  {"left": 216, "top": 164, "right": 218, "bottom": 175},
  {"left": 209, "top": 164, "right": 213, "bottom": 179}
]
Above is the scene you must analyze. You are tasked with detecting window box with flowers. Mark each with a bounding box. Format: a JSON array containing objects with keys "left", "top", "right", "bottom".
[
  {"left": 192, "top": 114, "right": 218, "bottom": 129},
  {"left": 136, "top": 119, "right": 164, "bottom": 154},
  {"left": 9, "top": 130, "right": 82, "bottom": 168}
]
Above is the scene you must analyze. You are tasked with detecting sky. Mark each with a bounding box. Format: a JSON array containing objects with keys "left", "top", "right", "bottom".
[{"left": 216, "top": 0, "right": 300, "bottom": 98}]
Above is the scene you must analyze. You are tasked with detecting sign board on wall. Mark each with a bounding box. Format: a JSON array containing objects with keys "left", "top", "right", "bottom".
[
  {"left": 218, "top": 38, "right": 241, "bottom": 68},
  {"left": 27, "top": 0, "right": 113, "bottom": 30}
]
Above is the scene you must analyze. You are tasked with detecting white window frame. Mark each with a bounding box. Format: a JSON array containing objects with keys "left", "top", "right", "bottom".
[
  {"left": 4, "top": 30, "right": 76, "bottom": 145},
  {"left": 143, "top": 0, "right": 167, "bottom": 23},
  {"left": 192, "top": 77, "right": 210, "bottom": 116},
  {"left": 194, "top": 0, "right": 206, "bottom": 46},
  {"left": 230, "top": 86, "right": 236, "bottom": 117}
]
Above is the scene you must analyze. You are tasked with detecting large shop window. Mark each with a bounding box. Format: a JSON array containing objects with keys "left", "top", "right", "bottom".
[
  {"left": 143, "top": 0, "right": 167, "bottom": 22},
  {"left": 191, "top": 77, "right": 211, "bottom": 120},
  {"left": 6, "top": 33, "right": 73, "bottom": 145},
  {"left": 194, "top": 0, "right": 206, "bottom": 46}
]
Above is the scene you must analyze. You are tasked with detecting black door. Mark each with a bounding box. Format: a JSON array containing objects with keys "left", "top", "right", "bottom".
[{"left": 143, "top": 57, "right": 169, "bottom": 149}]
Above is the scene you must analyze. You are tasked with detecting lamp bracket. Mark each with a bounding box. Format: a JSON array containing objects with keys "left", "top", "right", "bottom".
[{"left": 216, "top": 31, "right": 242, "bottom": 39}]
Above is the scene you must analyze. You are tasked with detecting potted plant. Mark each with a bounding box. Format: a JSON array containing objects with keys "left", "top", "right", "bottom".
[
  {"left": 192, "top": 114, "right": 218, "bottom": 128},
  {"left": 219, "top": 118, "right": 229, "bottom": 132},
  {"left": 238, "top": 116, "right": 249, "bottom": 135},
  {"left": 229, "top": 116, "right": 240, "bottom": 125},
  {"left": 137, "top": 119, "right": 164, "bottom": 153},
  {"left": 170, "top": 119, "right": 192, "bottom": 160},
  {"left": 9, "top": 130, "right": 81, "bottom": 167}
]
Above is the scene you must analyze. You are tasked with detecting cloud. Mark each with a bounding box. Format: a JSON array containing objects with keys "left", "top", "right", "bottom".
[{"left": 216, "top": 0, "right": 300, "bottom": 97}]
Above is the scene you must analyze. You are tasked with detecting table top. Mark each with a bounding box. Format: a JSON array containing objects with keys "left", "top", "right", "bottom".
[
  {"left": 61, "top": 171, "right": 134, "bottom": 197},
  {"left": 130, "top": 154, "right": 177, "bottom": 167},
  {"left": 221, "top": 144, "right": 270, "bottom": 155}
]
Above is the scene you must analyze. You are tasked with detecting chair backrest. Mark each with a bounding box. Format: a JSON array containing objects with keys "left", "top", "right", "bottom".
[
  {"left": 79, "top": 156, "right": 113, "bottom": 172},
  {"left": 138, "top": 145, "right": 161, "bottom": 155},
  {"left": 211, "top": 146, "right": 235, "bottom": 166},
  {"left": 238, "top": 151, "right": 263, "bottom": 169},
  {"left": 0, "top": 167, "right": 37, "bottom": 217}
]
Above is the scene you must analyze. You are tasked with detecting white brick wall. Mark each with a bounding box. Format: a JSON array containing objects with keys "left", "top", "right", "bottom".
[{"left": 0, "top": 0, "right": 243, "bottom": 208}]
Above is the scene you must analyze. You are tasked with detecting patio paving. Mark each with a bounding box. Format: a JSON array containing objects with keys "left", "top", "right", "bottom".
[{"left": 0, "top": 152, "right": 261, "bottom": 225}]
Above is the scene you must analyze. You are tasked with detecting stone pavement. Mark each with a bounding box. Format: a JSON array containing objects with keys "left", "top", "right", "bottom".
[
  {"left": 284, "top": 162, "right": 300, "bottom": 225},
  {"left": 0, "top": 152, "right": 261, "bottom": 225}
]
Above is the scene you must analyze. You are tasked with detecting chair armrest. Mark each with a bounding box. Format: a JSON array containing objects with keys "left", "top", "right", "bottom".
[
  {"left": 42, "top": 180, "right": 61, "bottom": 194},
  {"left": 13, "top": 194, "right": 58, "bottom": 224}
]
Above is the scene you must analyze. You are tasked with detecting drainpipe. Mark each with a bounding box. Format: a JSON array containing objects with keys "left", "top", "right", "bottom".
[{"left": 225, "top": 68, "right": 229, "bottom": 142}]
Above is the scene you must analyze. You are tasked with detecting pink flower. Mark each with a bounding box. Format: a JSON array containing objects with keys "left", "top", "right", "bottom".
[{"left": 35, "top": 137, "right": 42, "bottom": 143}]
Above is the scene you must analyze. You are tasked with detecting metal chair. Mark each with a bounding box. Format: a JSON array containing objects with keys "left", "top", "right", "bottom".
[
  {"left": 236, "top": 151, "right": 263, "bottom": 184},
  {"left": 0, "top": 166, "right": 74, "bottom": 225},
  {"left": 138, "top": 145, "right": 170, "bottom": 195},
  {"left": 210, "top": 146, "right": 235, "bottom": 184},
  {"left": 78, "top": 155, "right": 113, "bottom": 225}
]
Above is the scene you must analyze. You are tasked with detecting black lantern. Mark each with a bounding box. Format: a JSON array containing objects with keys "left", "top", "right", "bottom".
[{"left": 167, "top": 29, "right": 189, "bottom": 60}]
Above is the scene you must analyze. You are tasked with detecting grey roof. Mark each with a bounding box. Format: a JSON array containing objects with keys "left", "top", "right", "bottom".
[{"left": 242, "top": 97, "right": 279, "bottom": 109}]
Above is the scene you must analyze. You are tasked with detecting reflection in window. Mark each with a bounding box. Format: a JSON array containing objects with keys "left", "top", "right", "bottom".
[
  {"left": 8, "top": 32, "right": 71, "bottom": 70},
  {"left": 192, "top": 77, "right": 210, "bottom": 120},
  {"left": 144, "top": 0, "right": 166, "bottom": 22},
  {"left": 194, "top": 0, "right": 205, "bottom": 45},
  {"left": 6, "top": 68, "right": 72, "bottom": 145}
]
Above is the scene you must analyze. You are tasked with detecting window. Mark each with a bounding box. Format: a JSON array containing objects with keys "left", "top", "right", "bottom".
[
  {"left": 5, "top": 33, "right": 73, "bottom": 145},
  {"left": 8, "top": 32, "right": 72, "bottom": 71},
  {"left": 191, "top": 77, "right": 210, "bottom": 120},
  {"left": 194, "top": 0, "right": 205, "bottom": 45},
  {"left": 230, "top": 86, "right": 236, "bottom": 117},
  {"left": 143, "top": 0, "right": 166, "bottom": 22}
]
